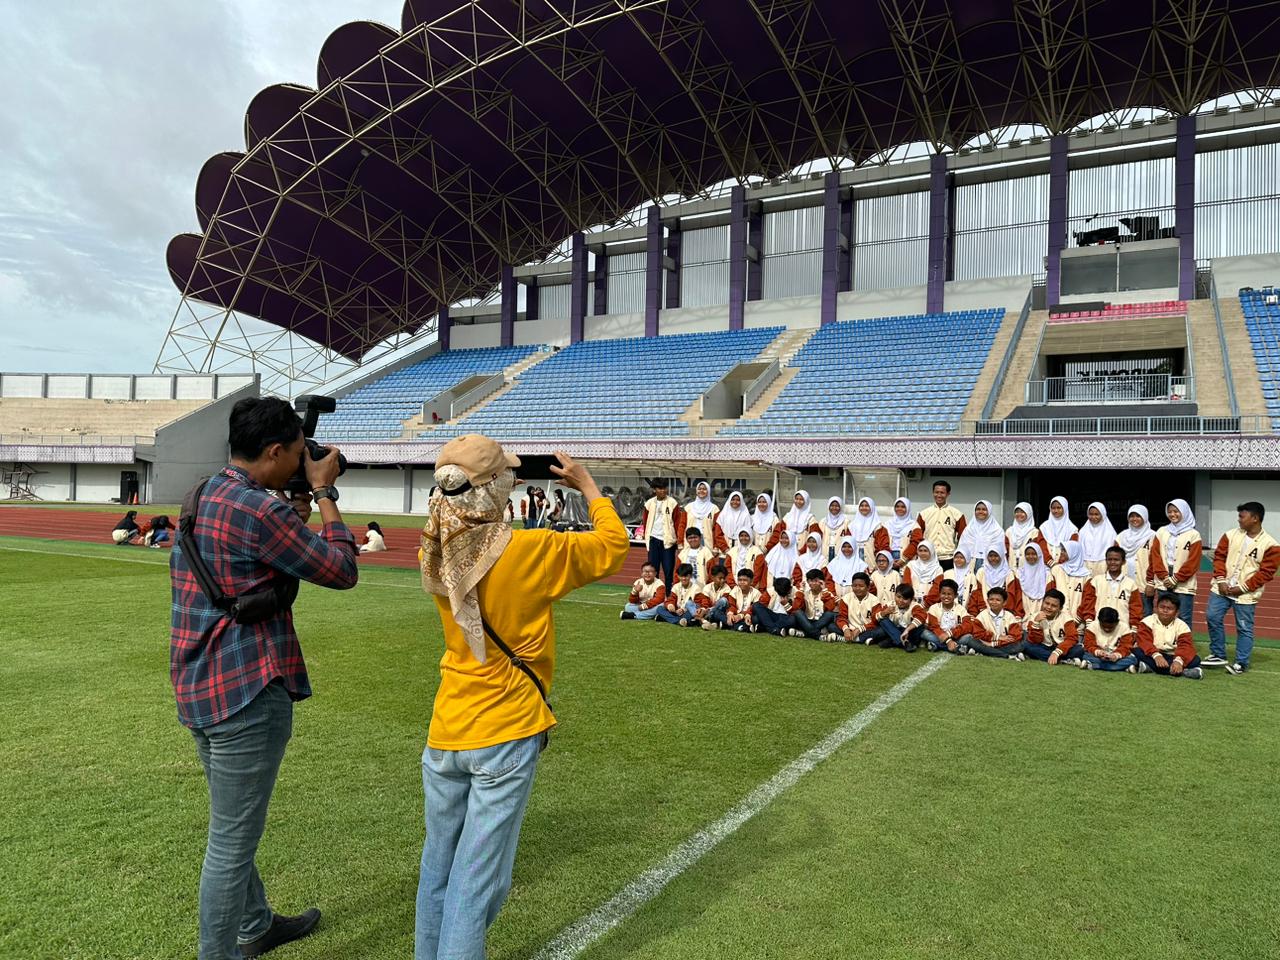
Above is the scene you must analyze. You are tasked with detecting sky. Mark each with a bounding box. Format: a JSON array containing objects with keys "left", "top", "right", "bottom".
[{"left": 0, "top": 0, "right": 404, "bottom": 373}]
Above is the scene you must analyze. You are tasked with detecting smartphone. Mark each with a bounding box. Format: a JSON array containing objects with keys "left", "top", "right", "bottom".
[{"left": 515, "top": 454, "right": 560, "bottom": 480}]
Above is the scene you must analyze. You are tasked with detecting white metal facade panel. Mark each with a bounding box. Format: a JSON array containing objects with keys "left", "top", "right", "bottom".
[{"left": 681, "top": 225, "right": 730, "bottom": 307}]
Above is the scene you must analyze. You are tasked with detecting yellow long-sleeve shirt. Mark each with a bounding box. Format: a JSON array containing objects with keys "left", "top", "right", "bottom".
[{"left": 428, "top": 497, "right": 629, "bottom": 750}]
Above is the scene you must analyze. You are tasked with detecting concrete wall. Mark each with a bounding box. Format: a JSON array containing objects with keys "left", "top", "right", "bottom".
[
  {"left": 1209, "top": 477, "right": 1280, "bottom": 543},
  {"left": 837, "top": 284, "right": 929, "bottom": 320},
  {"left": 944, "top": 275, "right": 1032, "bottom": 313},
  {"left": 585, "top": 311, "right": 645, "bottom": 341},
  {"left": 10, "top": 462, "right": 72, "bottom": 500},
  {"left": 148, "top": 383, "right": 260, "bottom": 502},
  {"left": 660, "top": 304, "right": 735, "bottom": 335},
  {"left": 337, "top": 465, "right": 409, "bottom": 513},
  {"left": 1210, "top": 253, "right": 1280, "bottom": 295},
  {"left": 450, "top": 324, "right": 502, "bottom": 350},
  {"left": 513, "top": 317, "right": 569, "bottom": 347},
  {"left": 77, "top": 464, "right": 132, "bottom": 502},
  {"left": 744, "top": 295, "right": 821, "bottom": 330}
]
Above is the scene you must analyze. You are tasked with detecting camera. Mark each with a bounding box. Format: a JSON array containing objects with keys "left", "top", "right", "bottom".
[{"left": 285, "top": 394, "right": 347, "bottom": 495}]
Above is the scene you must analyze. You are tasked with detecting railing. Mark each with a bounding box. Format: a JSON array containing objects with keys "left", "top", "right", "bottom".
[
  {"left": 0, "top": 372, "right": 257, "bottom": 401},
  {"left": 1023, "top": 374, "right": 1193, "bottom": 405},
  {"left": 0, "top": 434, "right": 154, "bottom": 445},
  {"left": 741, "top": 359, "right": 781, "bottom": 415},
  {"left": 981, "top": 287, "right": 1034, "bottom": 420},
  {"left": 970, "top": 416, "right": 1268, "bottom": 436},
  {"left": 1209, "top": 272, "right": 1240, "bottom": 417},
  {"left": 449, "top": 373, "right": 506, "bottom": 419}
]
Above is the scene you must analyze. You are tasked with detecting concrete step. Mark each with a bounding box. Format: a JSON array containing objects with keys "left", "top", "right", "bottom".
[
  {"left": 962, "top": 309, "right": 1018, "bottom": 422},
  {"left": 988, "top": 309, "right": 1050, "bottom": 421},
  {"left": 741, "top": 365, "right": 800, "bottom": 419},
  {"left": 1214, "top": 296, "right": 1269, "bottom": 418},
  {"left": 402, "top": 349, "right": 555, "bottom": 436}
]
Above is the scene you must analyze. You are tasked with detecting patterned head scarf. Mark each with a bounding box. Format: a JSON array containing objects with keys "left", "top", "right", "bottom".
[{"left": 420, "top": 463, "right": 516, "bottom": 663}]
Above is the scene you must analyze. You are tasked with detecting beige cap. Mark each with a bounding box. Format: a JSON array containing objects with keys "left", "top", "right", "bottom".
[{"left": 436, "top": 434, "right": 520, "bottom": 487}]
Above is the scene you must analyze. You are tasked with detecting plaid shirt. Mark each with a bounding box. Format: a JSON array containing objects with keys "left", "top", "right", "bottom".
[{"left": 170, "top": 465, "right": 358, "bottom": 729}]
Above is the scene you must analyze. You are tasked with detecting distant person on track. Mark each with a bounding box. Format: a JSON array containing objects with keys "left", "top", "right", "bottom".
[
  {"left": 145, "top": 514, "right": 173, "bottom": 548},
  {"left": 111, "top": 510, "right": 139, "bottom": 544},
  {"left": 416, "top": 440, "right": 627, "bottom": 960},
  {"left": 359, "top": 521, "right": 387, "bottom": 554}
]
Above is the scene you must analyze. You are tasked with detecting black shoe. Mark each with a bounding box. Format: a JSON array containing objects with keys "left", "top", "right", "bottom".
[
  {"left": 240, "top": 909, "right": 321, "bottom": 958},
  {"left": 902, "top": 643, "right": 918, "bottom": 653},
  {"left": 877, "top": 638, "right": 894, "bottom": 648},
  {"left": 620, "top": 610, "right": 636, "bottom": 620}
]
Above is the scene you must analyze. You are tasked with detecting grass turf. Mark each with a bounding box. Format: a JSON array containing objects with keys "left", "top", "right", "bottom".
[{"left": 1, "top": 535, "right": 1275, "bottom": 960}]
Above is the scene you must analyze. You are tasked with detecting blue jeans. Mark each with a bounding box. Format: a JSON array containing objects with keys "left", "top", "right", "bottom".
[
  {"left": 751, "top": 603, "right": 795, "bottom": 635},
  {"left": 190, "top": 681, "right": 293, "bottom": 960},
  {"left": 794, "top": 610, "right": 838, "bottom": 639},
  {"left": 657, "top": 600, "right": 699, "bottom": 625},
  {"left": 416, "top": 732, "right": 543, "bottom": 960},
  {"left": 1135, "top": 649, "right": 1202, "bottom": 676},
  {"left": 861, "top": 619, "right": 925, "bottom": 650},
  {"left": 1021, "top": 642, "right": 1056, "bottom": 662},
  {"left": 647, "top": 538, "right": 675, "bottom": 587},
  {"left": 622, "top": 602, "right": 661, "bottom": 620},
  {"left": 1081, "top": 650, "right": 1136, "bottom": 671},
  {"left": 960, "top": 637, "right": 1024, "bottom": 658},
  {"left": 1207, "top": 592, "right": 1257, "bottom": 665}
]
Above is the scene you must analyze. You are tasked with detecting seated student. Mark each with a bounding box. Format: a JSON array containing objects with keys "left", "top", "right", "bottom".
[
  {"left": 727, "top": 528, "right": 768, "bottom": 590},
  {"left": 764, "top": 528, "right": 799, "bottom": 591},
  {"left": 1078, "top": 545, "right": 1144, "bottom": 630},
  {"left": 837, "top": 572, "right": 880, "bottom": 643},
  {"left": 967, "top": 549, "right": 1023, "bottom": 618},
  {"left": 820, "top": 496, "right": 851, "bottom": 558},
  {"left": 847, "top": 497, "right": 890, "bottom": 569},
  {"left": 1147, "top": 498, "right": 1202, "bottom": 629},
  {"left": 620, "top": 563, "right": 666, "bottom": 620},
  {"left": 679, "top": 481, "right": 724, "bottom": 552},
  {"left": 958, "top": 587, "right": 1024, "bottom": 658},
  {"left": 826, "top": 536, "right": 862, "bottom": 596},
  {"left": 794, "top": 568, "right": 840, "bottom": 640},
  {"left": 1078, "top": 607, "right": 1135, "bottom": 672},
  {"left": 858, "top": 583, "right": 930, "bottom": 652},
  {"left": 923, "top": 578, "right": 973, "bottom": 653},
  {"left": 1052, "top": 540, "right": 1092, "bottom": 625},
  {"left": 695, "top": 563, "right": 735, "bottom": 632},
  {"left": 1021, "top": 588, "right": 1081, "bottom": 665},
  {"left": 358, "top": 520, "right": 387, "bottom": 554},
  {"left": 870, "top": 549, "right": 902, "bottom": 600},
  {"left": 793, "top": 533, "right": 832, "bottom": 591},
  {"left": 1006, "top": 502, "right": 1049, "bottom": 573},
  {"left": 1133, "top": 593, "right": 1203, "bottom": 679},
  {"left": 144, "top": 515, "right": 173, "bottom": 548},
  {"left": 885, "top": 497, "right": 916, "bottom": 568},
  {"left": 903, "top": 539, "right": 945, "bottom": 607},
  {"left": 657, "top": 563, "right": 702, "bottom": 626},
  {"left": 111, "top": 510, "right": 139, "bottom": 545},
  {"left": 719, "top": 567, "right": 763, "bottom": 632},
  {"left": 1017, "top": 544, "right": 1052, "bottom": 623},
  {"left": 752, "top": 576, "right": 804, "bottom": 636},
  {"left": 948, "top": 549, "right": 979, "bottom": 611},
  {"left": 676, "top": 527, "right": 715, "bottom": 588}
]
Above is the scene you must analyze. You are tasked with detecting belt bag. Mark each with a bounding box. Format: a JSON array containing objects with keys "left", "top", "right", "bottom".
[{"left": 481, "top": 616, "right": 553, "bottom": 750}]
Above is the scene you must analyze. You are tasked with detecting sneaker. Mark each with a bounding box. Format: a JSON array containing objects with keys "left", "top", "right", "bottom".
[
  {"left": 1078, "top": 658, "right": 1092, "bottom": 670},
  {"left": 678, "top": 618, "right": 688, "bottom": 627},
  {"left": 1014, "top": 652, "right": 1026, "bottom": 662},
  {"left": 902, "top": 642, "right": 918, "bottom": 653},
  {"left": 1126, "top": 663, "right": 1139, "bottom": 673},
  {"left": 1064, "top": 657, "right": 1080, "bottom": 666},
  {"left": 1201, "top": 655, "right": 1229, "bottom": 668},
  {"left": 620, "top": 611, "right": 635, "bottom": 620},
  {"left": 825, "top": 631, "right": 841, "bottom": 642},
  {"left": 240, "top": 909, "right": 321, "bottom": 958},
  {"left": 750, "top": 624, "right": 759, "bottom": 633},
  {"left": 789, "top": 628, "right": 804, "bottom": 638},
  {"left": 1183, "top": 666, "right": 1204, "bottom": 680},
  {"left": 702, "top": 621, "right": 717, "bottom": 631},
  {"left": 1225, "top": 662, "right": 1248, "bottom": 675},
  {"left": 964, "top": 647, "right": 978, "bottom": 656},
  {"left": 1136, "top": 661, "right": 1151, "bottom": 674}
]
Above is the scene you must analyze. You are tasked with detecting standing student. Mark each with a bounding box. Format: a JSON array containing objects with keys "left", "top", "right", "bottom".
[
  {"left": 1148, "top": 498, "right": 1201, "bottom": 628},
  {"left": 1041, "top": 496, "right": 1079, "bottom": 568},
  {"left": 642, "top": 479, "right": 682, "bottom": 587},
  {"left": 948, "top": 550, "right": 979, "bottom": 612},
  {"left": 1134, "top": 593, "right": 1203, "bottom": 679},
  {"left": 903, "top": 539, "right": 945, "bottom": 607},
  {"left": 675, "top": 528, "right": 715, "bottom": 589},
  {"left": 820, "top": 497, "right": 851, "bottom": 558},
  {"left": 870, "top": 549, "right": 901, "bottom": 600},
  {"left": 826, "top": 536, "right": 863, "bottom": 595},
  {"left": 793, "top": 533, "right": 831, "bottom": 591},
  {"left": 721, "top": 567, "right": 763, "bottom": 633},
  {"left": 727, "top": 528, "right": 767, "bottom": 590},
  {"left": 695, "top": 564, "right": 734, "bottom": 631},
  {"left": 923, "top": 579, "right": 972, "bottom": 653},
  {"left": 1053, "top": 540, "right": 1092, "bottom": 625},
  {"left": 1005, "top": 502, "right": 1049, "bottom": 573},
  {"left": 752, "top": 576, "right": 803, "bottom": 637},
  {"left": 680, "top": 481, "right": 724, "bottom": 552},
  {"left": 905, "top": 480, "right": 967, "bottom": 570},
  {"left": 836, "top": 573, "right": 880, "bottom": 643},
  {"left": 1017, "top": 544, "right": 1052, "bottom": 623},
  {"left": 1205, "top": 501, "right": 1280, "bottom": 674},
  {"left": 620, "top": 562, "right": 665, "bottom": 620},
  {"left": 1078, "top": 545, "right": 1144, "bottom": 629},
  {"left": 752, "top": 493, "right": 781, "bottom": 552},
  {"left": 781, "top": 491, "right": 821, "bottom": 543},
  {"left": 1021, "top": 588, "right": 1080, "bottom": 665},
  {"left": 1079, "top": 608, "right": 1136, "bottom": 672},
  {"left": 847, "top": 497, "right": 890, "bottom": 569},
  {"left": 656, "top": 564, "right": 701, "bottom": 627},
  {"left": 956, "top": 500, "right": 1004, "bottom": 573},
  {"left": 968, "top": 549, "right": 1022, "bottom": 618},
  {"left": 1114, "top": 505, "right": 1156, "bottom": 615},
  {"left": 959, "top": 587, "right": 1025, "bottom": 658},
  {"left": 716, "top": 491, "right": 753, "bottom": 556},
  {"left": 1079, "top": 502, "right": 1118, "bottom": 576},
  {"left": 885, "top": 497, "right": 916, "bottom": 568},
  {"left": 859, "top": 583, "right": 930, "bottom": 652},
  {"left": 794, "top": 568, "right": 840, "bottom": 640}
]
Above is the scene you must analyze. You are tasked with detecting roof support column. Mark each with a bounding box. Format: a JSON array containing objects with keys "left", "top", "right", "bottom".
[
  {"left": 437, "top": 304, "right": 450, "bottom": 352},
  {"left": 1046, "top": 134, "right": 1069, "bottom": 308},
  {"left": 499, "top": 266, "right": 517, "bottom": 347},
  {"left": 645, "top": 205, "right": 662, "bottom": 337},
  {"left": 570, "top": 232, "right": 587, "bottom": 343},
  {"left": 525, "top": 276, "right": 539, "bottom": 323},
  {"left": 665, "top": 221, "right": 682, "bottom": 309},
  {"left": 729, "top": 185, "right": 747, "bottom": 330},
  {"left": 746, "top": 202, "right": 763, "bottom": 302},
  {"left": 839, "top": 188, "right": 854, "bottom": 294},
  {"left": 821, "top": 171, "right": 848, "bottom": 325},
  {"left": 1176, "top": 114, "right": 1196, "bottom": 301},
  {"left": 592, "top": 244, "right": 608, "bottom": 316},
  {"left": 926, "top": 153, "right": 948, "bottom": 314}
]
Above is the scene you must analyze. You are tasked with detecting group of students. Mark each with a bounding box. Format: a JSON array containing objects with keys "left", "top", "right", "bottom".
[{"left": 632, "top": 478, "right": 1280, "bottom": 676}]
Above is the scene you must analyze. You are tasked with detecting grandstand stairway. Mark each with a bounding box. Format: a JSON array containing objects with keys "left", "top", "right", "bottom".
[
  {"left": 402, "top": 349, "right": 553, "bottom": 436},
  {"left": 0, "top": 398, "right": 212, "bottom": 439},
  {"left": 1211, "top": 295, "right": 1268, "bottom": 420},
  {"left": 962, "top": 308, "right": 1028, "bottom": 424}
]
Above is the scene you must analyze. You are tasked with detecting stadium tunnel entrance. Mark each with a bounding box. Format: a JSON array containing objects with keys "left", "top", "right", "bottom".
[{"left": 1014, "top": 468, "right": 1197, "bottom": 531}]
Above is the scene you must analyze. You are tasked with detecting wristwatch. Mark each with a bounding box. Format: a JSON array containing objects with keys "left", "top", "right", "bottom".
[{"left": 311, "top": 486, "right": 339, "bottom": 503}]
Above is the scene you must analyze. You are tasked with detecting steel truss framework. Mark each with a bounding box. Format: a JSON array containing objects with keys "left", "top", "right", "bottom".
[{"left": 159, "top": 0, "right": 1280, "bottom": 396}]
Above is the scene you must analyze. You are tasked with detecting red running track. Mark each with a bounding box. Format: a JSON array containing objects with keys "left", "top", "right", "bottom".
[{"left": 2, "top": 506, "right": 1276, "bottom": 636}]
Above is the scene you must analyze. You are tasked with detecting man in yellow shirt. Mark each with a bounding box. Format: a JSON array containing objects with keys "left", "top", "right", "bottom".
[{"left": 416, "top": 437, "right": 628, "bottom": 960}]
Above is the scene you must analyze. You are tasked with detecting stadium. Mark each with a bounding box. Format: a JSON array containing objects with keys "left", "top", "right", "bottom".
[{"left": 3, "top": 1, "right": 1280, "bottom": 958}]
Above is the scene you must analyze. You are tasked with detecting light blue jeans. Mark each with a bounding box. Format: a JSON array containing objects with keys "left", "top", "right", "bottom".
[
  {"left": 656, "top": 600, "right": 700, "bottom": 624},
  {"left": 416, "top": 732, "right": 543, "bottom": 960},
  {"left": 190, "top": 681, "right": 293, "bottom": 960},
  {"left": 1207, "top": 592, "right": 1258, "bottom": 666},
  {"left": 623, "top": 602, "right": 661, "bottom": 620}
]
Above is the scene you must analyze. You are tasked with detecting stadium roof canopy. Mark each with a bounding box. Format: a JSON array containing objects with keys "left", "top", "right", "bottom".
[{"left": 168, "top": 0, "right": 1280, "bottom": 360}]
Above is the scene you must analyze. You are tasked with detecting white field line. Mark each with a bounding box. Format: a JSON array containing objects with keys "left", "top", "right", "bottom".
[{"left": 530, "top": 655, "right": 952, "bottom": 960}]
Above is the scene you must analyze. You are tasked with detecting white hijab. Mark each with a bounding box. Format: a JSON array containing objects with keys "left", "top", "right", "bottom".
[
  {"left": 796, "top": 534, "right": 827, "bottom": 575},
  {"left": 1059, "top": 540, "right": 1091, "bottom": 579},
  {"left": 848, "top": 497, "right": 880, "bottom": 545},
  {"left": 765, "top": 531, "right": 799, "bottom": 579},
  {"left": 686, "top": 480, "right": 717, "bottom": 529},
  {"left": 1006, "top": 502, "right": 1036, "bottom": 554},
  {"left": 1163, "top": 499, "right": 1197, "bottom": 565},
  {"left": 827, "top": 536, "right": 861, "bottom": 588},
  {"left": 824, "top": 496, "right": 847, "bottom": 531},
  {"left": 752, "top": 494, "right": 779, "bottom": 537},
  {"left": 1116, "top": 504, "right": 1155, "bottom": 577},
  {"left": 1041, "top": 496, "right": 1078, "bottom": 547},
  {"left": 717, "top": 491, "right": 753, "bottom": 544},
  {"left": 885, "top": 497, "right": 916, "bottom": 550},
  {"left": 1079, "top": 502, "right": 1118, "bottom": 562},
  {"left": 980, "top": 549, "right": 1012, "bottom": 589},
  {"left": 1018, "top": 543, "right": 1049, "bottom": 600},
  {"left": 958, "top": 500, "right": 1004, "bottom": 561},
  {"left": 950, "top": 550, "right": 973, "bottom": 605},
  {"left": 783, "top": 490, "right": 815, "bottom": 536},
  {"left": 907, "top": 538, "right": 943, "bottom": 587}
]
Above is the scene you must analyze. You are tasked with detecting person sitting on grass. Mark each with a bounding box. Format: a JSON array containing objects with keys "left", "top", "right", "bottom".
[
  {"left": 620, "top": 562, "right": 665, "bottom": 620},
  {"left": 728, "top": 528, "right": 768, "bottom": 589},
  {"left": 1078, "top": 545, "right": 1144, "bottom": 630},
  {"left": 696, "top": 564, "right": 734, "bottom": 632},
  {"left": 1021, "top": 588, "right": 1080, "bottom": 665},
  {"left": 1053, "top": 540, "right": 1092, "bottom": 625},
  {"left": 657, "top": 563, "right": 701, "bottom": 626},
  {"left": 359, "top": 520, "right": 387, "bottom": 554},
  {"left": 752, "top": 576, "right": 803, "bottom": 636},
  {"left": 826, "top": 536, "right": 862, "bottom": 595},
  {"left": 794, "top": 568, "right": 839, "bottom": 640},
  {"left": 793, "top": 532, "right": 832, "bottom": 592},
  {"left": 959, "top": 587, "right": 1024, "bottom": 658},
  {"left": 967, "top": 548, "right": 1022, "bottom": 618},
  {"left": 924, "top": 578, "right": 972, "bottom": 653},
  {"left": 111, "top": 509, "right": 139, "bottom": 544},
  {"left": 948, "top": 549, "right": 978, "bottom": 610},
  {"left": 721, "top": 567, "right": 763, "bottom": 632},
  {"left": 837, "top": 572, "right": 880, "bottom": 643},
  {"left": 858, "top": 583, "right": 929, "bottom": 652},
  {"left": 870, "top": 549, "right": 901, "bottom": 600},
  {"left": 1079, "top": 607, "right": 1135, "bottom": 673},
  {"left": 676, "top": 527, "right": 715, "bottom": 589},
  {"left": 145, "top": 514, "right": 173, "bottom": 548},
  {"left": 1133, "top": 593, "right": 1203, "bottom": 679},
  {"left": 903, "top": 538, "right": 945, "bottom": 607}
]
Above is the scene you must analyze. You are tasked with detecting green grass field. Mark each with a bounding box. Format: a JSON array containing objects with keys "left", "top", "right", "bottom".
[{"left": 2, "top": 534, "right": 1277, "bottom": 960}]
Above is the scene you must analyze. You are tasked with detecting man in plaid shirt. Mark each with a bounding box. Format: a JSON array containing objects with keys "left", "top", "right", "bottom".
[{"left": 171, "top": 397, "right": 358, "bottom": 960}]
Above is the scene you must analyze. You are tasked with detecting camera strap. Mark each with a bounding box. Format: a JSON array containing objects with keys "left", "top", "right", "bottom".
[
  {"left": 481, "top": 617, "right": 553, "bottom": 715},
  {"left": 178, "top": 480, "right": 235, "bottom": 616}
]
